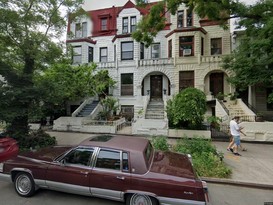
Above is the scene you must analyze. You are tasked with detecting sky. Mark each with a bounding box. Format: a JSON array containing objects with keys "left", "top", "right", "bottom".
[{"left": 83, "top": 0, "right": 258, "bottom": 10}]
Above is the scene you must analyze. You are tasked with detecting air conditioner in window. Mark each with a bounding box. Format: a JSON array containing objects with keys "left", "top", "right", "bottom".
[{"left": 183, "top": 49, "right": 192, "bottom": 56}]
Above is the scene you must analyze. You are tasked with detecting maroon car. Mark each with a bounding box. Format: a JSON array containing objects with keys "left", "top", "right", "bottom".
[
  {"left": 0, "top": 135, "right": 210, "bottom": 205},
  {"left": 0, "top": 133, "right": 19, "bottom": 163}
]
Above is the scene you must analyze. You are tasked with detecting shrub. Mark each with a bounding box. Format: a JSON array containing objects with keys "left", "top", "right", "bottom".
[
  {"left": 17, "top": 130, "right": 57, "bottom": 150},
  {"left": 173, "top": 137, "right": 231, "bottom": 178},
  {"left": 151, "top": 136, "right": 169, "bottom": 151},
  {"left": 166, "top": 87, "right": 207, "bottom": 130}
]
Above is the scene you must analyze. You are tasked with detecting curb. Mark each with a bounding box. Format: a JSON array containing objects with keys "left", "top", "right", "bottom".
[{"left": 201, "top": 177, "right": 273, "bottom": 190}]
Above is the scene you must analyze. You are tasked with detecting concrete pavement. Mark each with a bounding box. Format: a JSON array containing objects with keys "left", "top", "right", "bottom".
[{"left": 48, "top": 131, "right": 273, "bottom": 189}]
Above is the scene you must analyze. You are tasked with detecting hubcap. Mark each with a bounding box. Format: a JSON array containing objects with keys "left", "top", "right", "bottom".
[
  {"left": 16, "top": 175, "right": 31, "bottom": 195},
  {"left": 131, "top": 194, "right": 152, "bottom": 205}
]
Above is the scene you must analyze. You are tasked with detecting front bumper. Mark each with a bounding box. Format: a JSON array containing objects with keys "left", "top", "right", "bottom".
[{"left": 0, "top": 172, "right": 12, "bottom": 182}]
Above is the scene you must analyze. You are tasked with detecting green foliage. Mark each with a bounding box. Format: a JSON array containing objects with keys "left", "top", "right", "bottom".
[
  {"left": 166, "top": 87, "right": 206, "bottom": 129},
  {"left": 97, "top": 97, "right": 119, "bottom": 120},
  {"left": 222, "top": 0, "right": 273, "bottom": 89},
  {"left": 173, "top": 137, "right": 231, "bottom": 178},
  {"left": 207, "top": 116, "right": 222, "bottom": 130},
  {"left": 0, "top": 0, "right": 84, "bottom": 138},
  {"left": 16, "top": 130, "right": 57, "bottom": 150},
  {"left": 151, "top": 136, "right": 169, "bottom": 151}
]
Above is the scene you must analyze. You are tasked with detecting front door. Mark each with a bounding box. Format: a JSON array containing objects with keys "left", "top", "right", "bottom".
[
  {"left": 150, "top": 75, "right": 162, "bottom": 99},
  {"left": 210, "top": 73, "right": 224, "bottom": 97}
]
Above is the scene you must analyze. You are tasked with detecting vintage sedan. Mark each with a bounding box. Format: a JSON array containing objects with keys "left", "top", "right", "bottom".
[
  {"left": 0, "top": 135, "right": 210, "bottom": 205},
  {"left": 0, "top": 133, "right": 19, "bottom": 162}
]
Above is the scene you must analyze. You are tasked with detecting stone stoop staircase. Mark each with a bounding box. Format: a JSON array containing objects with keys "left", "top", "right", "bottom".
[
  {"left": 76, "top": 101, "right": 99, "bottom": 117},
  {"left": 145, "top": 100, "right": 164, "bottom": 119},
  {"left": 224, "top": 100, "right": 250, "bottom": 121}
]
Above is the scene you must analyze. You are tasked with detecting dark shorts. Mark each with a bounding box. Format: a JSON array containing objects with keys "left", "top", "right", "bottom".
[{"left": 233, "top": 135, "right": 241, "bottom": 146}]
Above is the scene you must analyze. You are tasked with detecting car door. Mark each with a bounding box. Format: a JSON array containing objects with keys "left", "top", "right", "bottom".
[
  {"left": 90, "top": 148, "right": 131, "bottom": 201},
  {"left": 45, "top": 147, "right": 94, "bottom": 196}
]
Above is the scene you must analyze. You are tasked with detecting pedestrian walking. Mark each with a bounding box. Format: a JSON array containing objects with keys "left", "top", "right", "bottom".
[{"left": 227, "top": 116, "right": 245, "bottom": 156}]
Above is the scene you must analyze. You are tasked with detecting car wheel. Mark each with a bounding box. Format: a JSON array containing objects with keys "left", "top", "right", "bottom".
[
  {"left": 126, "top": 193, "right": 158, "bottom": 205},
  {"left": 14, "top": 172, "right": 35, "bottom": 197}
]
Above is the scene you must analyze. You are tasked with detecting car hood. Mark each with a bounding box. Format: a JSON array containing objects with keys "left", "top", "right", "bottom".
[
  {"left": 150, "top": 151, "right": 197, "bottom": 179},
  {"left": 19, "top": 146, "right": 72, "bottom": 162}
]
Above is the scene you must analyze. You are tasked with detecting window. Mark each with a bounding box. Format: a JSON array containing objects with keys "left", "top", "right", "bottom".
[
  {"left": 168, "top": 39, "right": 172, "bottom": 58},
  {"left": 201, "top": 37, "right": 204, "bottom": 56},
  {"left": 88, "top": 47, "right": 93, "bottom": 62},
  {"left": 75, "top": 23, "right": 81, "bottom": 38},
  {"left": 177, "top": 10, "right": 184, "bottom": 28},
  {"left": 122, "top": 152, "right": 129, "bottom": 172},
  {"left": 101, "top": 18, "right": 108, "bottom": 31},
  {"left": 64, "top": 148, "right": 93, "bottom": 166},
  {"left": 140, "top": 43, "right": 144, "bottom": 60},
  {"left": 130, "top": 16, "right": 136, "bottom": 32},
  {"left": 121, "top": 73, "right": 133, "bottom": 96},
  {"left": 211, "top": 38, "right": 222, "bottom": 55},
  {"left": 100, "top": 47, "right": 107, "bottom": 62},
  {"left": 179, "top": 71, "right": 194, "bottom": 91},
  {"left": 186, "top": 10, "right": 193, "bottom": 27},
  {"left": 151, "top": 43, "right": 160, "bottom": 58},
  {"left": 75, "top": 22, "right": 87, "bottom": 38},
  {"left": 121, "top": 41, "right": 133, "bottom": 60},
  {"left": 122, "top": 17, "right": 128, "bottom": 33},
  {"left": 82, "top": 22, "right": 87, "bottom": 37},
  {"left": 72, "top": 46, "right": 82, "bottom": 64},
  {"left": 95, "top": 149, "right": 121, "bottom": 170},
  {"left": 179, "top": 36, "right": 194, "bottom": 56}
]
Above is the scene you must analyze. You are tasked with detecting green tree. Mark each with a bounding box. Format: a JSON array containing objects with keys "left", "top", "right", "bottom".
[
  {"left": 222, "top": 0, "right": 273, "bottom": 96},
  {"left": 35, "top": 61, "right": 116, "bottom": 118},
  {"left": 133, "top": 0, "right": 249, "bottom": 47},
  {"left": 0, "top": 0, "right": 84, "bottom": 138},
  {"left": 166, "top": 87, "right": 206, "bottom": 129}
]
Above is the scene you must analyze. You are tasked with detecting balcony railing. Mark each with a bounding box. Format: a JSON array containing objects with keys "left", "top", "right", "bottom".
[
  {"left": 138, "top": 58, "right": 174, "bottom": 67},
  {"left": 97, "top": 61, "right": 116, "bottom": 69},
  {"left": 200, "top": 55, "right": 223, "bottom": 63}
]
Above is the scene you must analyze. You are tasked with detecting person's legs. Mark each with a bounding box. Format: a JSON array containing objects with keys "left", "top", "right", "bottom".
[
  {"left": 227, "top": 136, "right": 234, "bottom": 152},
  {"left": 233, "top": 135, "right": 241, "bottom": 156}
]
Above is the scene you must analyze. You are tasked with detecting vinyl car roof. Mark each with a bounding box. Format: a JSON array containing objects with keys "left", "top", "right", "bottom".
[{"left": 79, "top": 135, "right": 149, "bottom": 152}]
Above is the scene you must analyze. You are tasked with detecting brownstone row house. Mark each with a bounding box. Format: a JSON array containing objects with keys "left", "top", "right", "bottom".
[{"left": 55, "top": 0, "right": 272, "bottom": 134}]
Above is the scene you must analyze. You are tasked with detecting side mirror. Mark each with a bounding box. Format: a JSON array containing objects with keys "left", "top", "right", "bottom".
[{"left": 60, "top": 159, "right": 66, "bottom": 166}]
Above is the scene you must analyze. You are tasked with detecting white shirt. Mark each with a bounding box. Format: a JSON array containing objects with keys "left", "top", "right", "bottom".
[{"left": 230, "top": 119, "right": 240, "bottom": 136}]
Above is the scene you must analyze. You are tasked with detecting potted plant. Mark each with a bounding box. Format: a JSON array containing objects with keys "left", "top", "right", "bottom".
[
  {"left": 216, "top": 92, "right": 225, "bottom": 101},
  {"left": 207, "top": 116, "right": 222, "bottom": 131},
  {"left": 229, "top": 92, "right": 238, "bottom": 105}
]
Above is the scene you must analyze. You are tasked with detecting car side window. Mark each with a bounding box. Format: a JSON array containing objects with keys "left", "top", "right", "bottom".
[
  {"left": 122, "top": 152, "right": 129, "bottom": 172},
  {"left": 95, "top": 149, "right": 120, "bottom": 170},
  {"left": 64, "top": 148, "right": 93, "bottom": 166}
]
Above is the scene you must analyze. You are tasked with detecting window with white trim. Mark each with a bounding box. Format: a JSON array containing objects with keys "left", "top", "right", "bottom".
[
  {"left": 151, "top": 43, "right": 160, "bottom": 58},
  {"left": 121, "top": 41, "right": 134, "bottom": 60},
  {"left": 122, "top": 17, "right": 128, "bottom": 33},
  {"left": 130, "top": 16, "right": 136, "bottom": 32},
  {"left": 72, "top": 46, "right": 82, "bottom": 64},
  {"left": 100, "top": 47, "right": 107, "bottom": 62}
]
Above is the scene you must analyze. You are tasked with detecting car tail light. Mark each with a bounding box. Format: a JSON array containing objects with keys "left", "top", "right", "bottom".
[
  {"left": 0, "top": 163, "right": 3, "bottom": 172},
  {"left": 202, "top": 181, "right": 210, "bottom": 203}
]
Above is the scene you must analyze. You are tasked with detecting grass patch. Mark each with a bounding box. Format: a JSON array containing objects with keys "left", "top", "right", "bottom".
[{"left": 151, "top": 135, "right": 231, "bottom": 178}]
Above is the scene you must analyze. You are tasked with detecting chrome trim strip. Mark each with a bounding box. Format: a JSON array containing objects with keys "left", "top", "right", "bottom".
[
  {"left": 46, "top": 180, "right": 91, "bottom": 196},
  {"left": 158, "top": 196, "right": 206, "bottom": 205},
  {"left": 0, "top": 173, "right": 12, "bottom": 182},
  {"left": 91, "top": 187, "right": 123, "bottom": 201}
]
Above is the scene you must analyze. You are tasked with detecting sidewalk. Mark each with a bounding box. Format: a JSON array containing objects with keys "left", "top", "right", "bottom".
[
  {"left": 48, "top": 131, "right": 273, "bottom": 189},
  {"left": 204, "top": 141, "right": 273, "bottom": 189}
]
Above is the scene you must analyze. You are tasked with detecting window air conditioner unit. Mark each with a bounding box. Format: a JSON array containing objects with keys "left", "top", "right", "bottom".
[{"left": 183, "top": 49, "right": 192, "bottom": 56}]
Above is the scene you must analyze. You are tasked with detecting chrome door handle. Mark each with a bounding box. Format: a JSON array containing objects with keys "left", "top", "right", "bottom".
[{"left": 116, "top": 176, "right": 125, "bottom": 180}]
